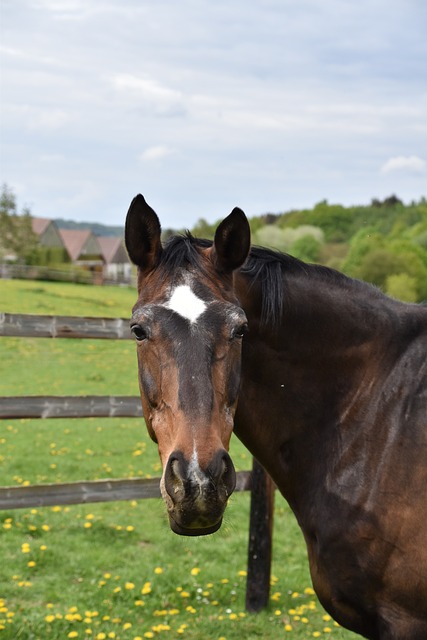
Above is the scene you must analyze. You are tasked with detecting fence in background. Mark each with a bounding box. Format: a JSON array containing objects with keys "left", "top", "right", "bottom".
[
  {"left": 1, "top": 264, "right": 134, "bottom": 287},
  {"left": 0, "top": 312, "right": 275, "bottom": 612}
]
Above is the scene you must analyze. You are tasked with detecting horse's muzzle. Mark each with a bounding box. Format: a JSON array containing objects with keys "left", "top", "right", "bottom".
[{"left": 162, "top": 449, "right": 236, "bottom": 536}]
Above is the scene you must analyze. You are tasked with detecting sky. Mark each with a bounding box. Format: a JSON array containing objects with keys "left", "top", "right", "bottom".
[{"left": 1, "top": 0, "right": 426, "bottom": 230}]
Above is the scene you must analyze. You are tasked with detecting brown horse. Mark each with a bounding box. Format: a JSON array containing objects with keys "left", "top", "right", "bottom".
[{"left": 125, "top": 194, "right": 427, "bottom": 640}]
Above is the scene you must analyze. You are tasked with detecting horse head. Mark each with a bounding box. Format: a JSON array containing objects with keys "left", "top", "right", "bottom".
[{"left": 125, "top": 195, "right": 250, "bottom": 535}]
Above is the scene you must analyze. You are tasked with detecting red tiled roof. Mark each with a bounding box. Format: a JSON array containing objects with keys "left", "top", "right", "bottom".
[
  {"left": 59, "top": 229, "right": 101, "bottom": 261},
  {"left": 31, "top": 218, "right": 52, "bottom": 235},
  {"left": 97, "top": 237, "right": 122, "bottom": 263}
]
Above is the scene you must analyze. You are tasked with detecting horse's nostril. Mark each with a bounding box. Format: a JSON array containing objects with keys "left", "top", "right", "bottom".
[
  {"left": 164, "top": 452, "right": 186, "bottom": 501},
  {"left": 206, "top": 450, "right": 236, "bottom": 495}
]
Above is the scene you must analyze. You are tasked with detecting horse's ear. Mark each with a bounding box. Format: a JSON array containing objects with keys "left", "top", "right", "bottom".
[
  {"left": 212, "top": 207, "right": 251, "bottom": 273},
  {"left": 125, "top": 194, "right": 162, "bottom": 272}
]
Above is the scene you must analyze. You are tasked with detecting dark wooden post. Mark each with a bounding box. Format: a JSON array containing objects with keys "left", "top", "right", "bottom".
[{"left": 245, "top": 457, "right": 275, "bottom": 612}]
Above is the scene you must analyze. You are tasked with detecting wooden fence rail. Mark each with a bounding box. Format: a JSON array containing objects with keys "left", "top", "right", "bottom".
[
  {"left": 0, "top": 312, "right": 131, "bottom": 340},
  {"left": 0, "top": 395, "right": 143, "bottom": 419},
  {"left": 0, "top": 312, "right": 274, "bottom": 612},
  {"left": 0, "top": 472, "right": 252, "bottom": 511}
]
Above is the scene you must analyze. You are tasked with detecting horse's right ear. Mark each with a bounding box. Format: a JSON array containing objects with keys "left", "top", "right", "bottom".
[{"left": 125, "top": 194, "right": 162, "bottom": 272}]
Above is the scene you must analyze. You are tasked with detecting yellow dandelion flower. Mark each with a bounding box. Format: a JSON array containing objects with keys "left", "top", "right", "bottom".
[
  {"left": 84, "top": 522, "right": 92, "bottom": 529},
  {"left": 45, "top": 615, "right": 55, "bottom": 623},
  {"left": 27, "top": 561, "right": 36, "bottom": 568},
  {"left": 141, "top": 582, "right": 151, "bottom": 595},
  {"left": 190, "top": 567, "right": 200, "bottom": 576},
  {"left": 154, "top": 567, "right": 163, "bottom": 574},
  {"left": 68, "top": 633, "right": 78, "bottom": 639},
  {"left": 304, "top": 586, "right": 315, "bottom": 595},
  {"left": 125, "top": 582, "right": 135, "bottom": 590},
  {"left": 41, "top": 524, "right": 50, "bottom": 532},
  {"left": 285, "top": 624, "right": 292, "bottom": 631},
  {"left": 180, "top": 591, "right": 190, "bottom": 598},
  {"left": 123, "top": 622, "right": 132, "bottom": 630}
]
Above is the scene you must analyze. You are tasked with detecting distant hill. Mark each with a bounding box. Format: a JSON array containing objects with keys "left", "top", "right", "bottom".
[{"left": 54, "top": 218, "right": 124, "bottom": 238}]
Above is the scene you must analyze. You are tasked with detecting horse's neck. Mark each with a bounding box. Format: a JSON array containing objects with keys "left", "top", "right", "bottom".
[
  {"left": 234, "top": 270, "right": 400, "bottom": 502},
  {"left": 239, "top": 269, "right": 396, "bottom": 357}
]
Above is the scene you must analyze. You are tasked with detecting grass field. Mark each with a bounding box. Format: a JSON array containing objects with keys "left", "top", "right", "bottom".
[{"left": 0, "top": 279, "right": 359, "bottom": 640}]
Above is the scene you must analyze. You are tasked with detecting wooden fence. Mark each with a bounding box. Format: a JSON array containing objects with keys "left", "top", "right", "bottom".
[{"left": 0, "top": 312, "right": 275, "bottom": 612}]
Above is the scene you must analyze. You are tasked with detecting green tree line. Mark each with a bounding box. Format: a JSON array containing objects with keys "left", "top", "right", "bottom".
[
  {"left": 190, "top": 195, "right": 427, "bottom": 303},
  {"left": 2, "top": 184, "right": 426, "bottom": 302}
]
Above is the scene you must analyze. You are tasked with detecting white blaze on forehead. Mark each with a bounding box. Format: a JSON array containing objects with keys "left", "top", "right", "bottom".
[{"left": 166, "top": 284, "right": 207, "bottom": 323}]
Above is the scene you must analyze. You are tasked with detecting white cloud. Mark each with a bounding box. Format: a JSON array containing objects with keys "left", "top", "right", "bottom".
[
  {"left": 140, "top": 145, "right": 176, "bottom": 162},
  {"left": 380, "top": 155, "right": 426, "bottom": 174},
  {"left": 112, "top": 74, "right": 181, "bottom": 102}
]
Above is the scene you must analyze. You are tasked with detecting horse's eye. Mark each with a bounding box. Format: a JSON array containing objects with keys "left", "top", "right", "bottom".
[
  {"left": 131, "top": 324, "right": 148, "bottom": 341},
  {"left": 232, "top": 323, "right": 248, "bottom": 340}
]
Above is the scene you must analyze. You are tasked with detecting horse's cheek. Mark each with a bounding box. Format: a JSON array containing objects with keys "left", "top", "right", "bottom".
[
  {"left": 226, "top": 357, "right": 243, "bottom": 409},
  {"left": 137, "top": 356, "right": 161, "bottom": 410}
]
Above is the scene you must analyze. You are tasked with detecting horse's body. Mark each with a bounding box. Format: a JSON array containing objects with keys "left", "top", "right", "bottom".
[{"left": 125, "top": 195, "right": 427, "bottom": 640}]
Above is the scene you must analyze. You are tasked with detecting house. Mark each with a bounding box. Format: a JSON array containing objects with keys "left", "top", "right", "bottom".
[
  {"left": 29, "top": 217, "right": 132, "bottom": 284},
  {"left": 58, "top": 230, "right": 103, "bottom": 264},
  {"left": 97, "top": 236, "right": 131, "bottom": 282},
  {"left": 31, "top": 218, "right": 65, "bottom": 249}
]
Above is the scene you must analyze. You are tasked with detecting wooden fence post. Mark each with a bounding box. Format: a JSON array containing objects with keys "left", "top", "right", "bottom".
[{"left": 245, "top": 457, "right": 275, "bottom": 612}]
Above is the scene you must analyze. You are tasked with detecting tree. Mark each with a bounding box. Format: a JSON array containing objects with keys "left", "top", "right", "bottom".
[
  {"left": 386, "top": 274, "right": 418, "bottom": 303},
  {"left": 252, "top": 225, "right": 289, "bottom": 252},
  {"left": 290, "top": 235, "right": 322, "bottom": 263},
  {"left": 0, "top": 184, "right": 38, "bottom": 262}
]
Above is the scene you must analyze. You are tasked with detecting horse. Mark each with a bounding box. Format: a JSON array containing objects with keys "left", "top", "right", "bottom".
[{"left": 124, "top": 194, "right": 427, "bottom": 640}]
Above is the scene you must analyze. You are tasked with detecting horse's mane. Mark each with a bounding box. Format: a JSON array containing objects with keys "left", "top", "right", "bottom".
[{"left": 159, "top": 233, "right": 359, "bottom": 328}]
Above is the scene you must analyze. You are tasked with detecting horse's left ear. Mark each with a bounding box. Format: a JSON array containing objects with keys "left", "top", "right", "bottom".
[
  {"left": 212, "top": 207, "right": 251, "bottom": 273},
  {"left": 125, "top": 194, "right": 163, "bottom": 273}
]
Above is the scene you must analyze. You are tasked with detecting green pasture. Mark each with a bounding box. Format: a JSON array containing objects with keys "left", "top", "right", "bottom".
[{"left": 0, "top": 280, "right": 358, "bottom": 639}]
